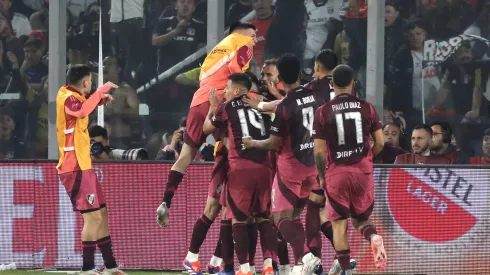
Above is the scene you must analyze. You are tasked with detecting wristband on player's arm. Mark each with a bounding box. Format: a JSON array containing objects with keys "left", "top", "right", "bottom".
[{"left": 257, "top": 102, "right": 265, "bottom": 111}]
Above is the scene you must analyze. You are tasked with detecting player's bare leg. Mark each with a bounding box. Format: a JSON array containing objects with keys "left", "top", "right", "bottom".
[
  {"left": 157, "top": 143, "right": 199, "bottom": 227},
  {"left": 351, "top": 218, "right": 387, "bottom": 269},
  {"left": 80, "top": 210, "right": 104, "bottom": 274},
  {"left": 274, "top": 208, "right": 320, "bottom": 275},
  {"left": 254, "top": 217, "right": 277, "bottom": 275},
  {"left": 184, "top": 196, "right": 222, "bottom": 275},
  {"left": 93, "top": 207, "right": 126, "bottom": 275}
]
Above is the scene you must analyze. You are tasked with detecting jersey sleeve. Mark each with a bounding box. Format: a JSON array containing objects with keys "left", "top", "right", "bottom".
[
  {"left": 211, "top": 102, "right": 228, "bottom": 129},
  {"left": 270, "top": 103, "right": 288, "bottom": 137},
  {"left": 312, "top": 105, "right": 327, "bottom": 140},
  {"left": 368, "top": 103, "right": 382, "bottom": 133}
]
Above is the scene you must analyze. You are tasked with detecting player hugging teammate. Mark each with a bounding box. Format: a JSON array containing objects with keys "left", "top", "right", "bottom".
[{"left": 156, "top": 22, "right": 387, "bottom": 275}]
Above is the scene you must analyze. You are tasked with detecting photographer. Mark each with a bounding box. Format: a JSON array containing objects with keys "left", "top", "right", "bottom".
[
  {"left": 158, "top": 117, "right": 214, "bottom": 161},
  {"left": 89, "top": 125, "right": 148, "bottom": 161}
]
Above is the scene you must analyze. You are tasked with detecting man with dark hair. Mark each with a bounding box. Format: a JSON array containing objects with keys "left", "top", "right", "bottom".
[
  {"left": 203, "top": 72, "right": 277, "bottom": 275},
  {"left": 395, "top": 124, "right": 457, "bottom": 164},
  {"left": 89, "top": 125, "right": 111, "bottom": 161},
  {"left": 157, "top": 19, "right": 256, "bottom": 228},
  {"left": 430, "top": 122, "right": 468, "bottom": 164},
  {"left": 469, "top": 128, "right": 490, "bottom": 165},
  {"left": 243, "top": 54, "right": 322, "bottom": 275},
  {"left": 313, "top": 64, "right": 387, "bottom": 275},
  {"left": 305, "top": 49, "right": 338, "bottom": 103},
  {"left": 229, "top": 21, "right": 257, "bottom": 33},
  {"left": 56, "top": 65, "right": 123, "bottom": 275}
]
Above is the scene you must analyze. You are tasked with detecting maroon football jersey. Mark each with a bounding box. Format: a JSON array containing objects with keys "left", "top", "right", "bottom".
[
  {"left": 304, "top": 75, "right": 334, "bottom": 104},
  {"left": 212, "top": 96, "right": 271, "bottom": 168},
  {"left": 313, "top": 93, "right": 382, "bottom": 173},
  {"left": 271, "top": 86, "right": 324, "bottom": 169}
]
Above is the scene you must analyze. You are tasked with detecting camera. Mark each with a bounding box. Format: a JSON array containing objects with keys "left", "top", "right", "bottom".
[
  {"left": 109, "top": 148, "right": 149, "bottom": 160},
  {"left": 90, "top": 141, "right": 111, "bottom": 156}
]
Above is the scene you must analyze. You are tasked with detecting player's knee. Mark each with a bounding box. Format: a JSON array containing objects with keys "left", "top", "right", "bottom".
[{"left": 203, "top": 198, "right": 221, "bottom": 221}]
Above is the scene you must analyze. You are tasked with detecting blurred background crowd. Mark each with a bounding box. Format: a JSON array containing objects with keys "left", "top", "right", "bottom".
[{"left": 0, "top": 0, "right": 489, "bottom": 164}]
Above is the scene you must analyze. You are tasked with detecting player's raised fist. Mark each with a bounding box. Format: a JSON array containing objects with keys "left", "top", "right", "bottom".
[
  {"left": 103, "top": 94, "right": 114, "bottom": 102},
  {"left": 104, "top": 81, "right": 119, "bottom": 89}
]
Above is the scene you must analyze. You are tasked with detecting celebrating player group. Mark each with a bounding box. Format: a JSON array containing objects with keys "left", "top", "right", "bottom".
[{"left": 156, "top": 22, "right": 388, "bottom": 275}]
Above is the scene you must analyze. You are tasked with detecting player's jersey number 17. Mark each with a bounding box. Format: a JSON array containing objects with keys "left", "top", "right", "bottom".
[{"left": 335, "top": 111, "right": 363, "bottom": 146}]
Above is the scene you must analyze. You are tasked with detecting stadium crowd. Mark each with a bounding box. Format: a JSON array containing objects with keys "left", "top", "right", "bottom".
[{"left": 0, "top": 0, "right": 489, "bottom": 165}]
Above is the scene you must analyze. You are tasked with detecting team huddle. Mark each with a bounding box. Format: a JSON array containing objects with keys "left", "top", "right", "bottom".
[
  {"left": 156, "top": 23, "right": 387, "bottom": 275},
  {"left": 55, "top": 22, "right": 387, "bottom": 275}
]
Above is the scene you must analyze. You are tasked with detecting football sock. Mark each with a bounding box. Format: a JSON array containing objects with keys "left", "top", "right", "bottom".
[
  {"left": 232, "top": 223, "right": 250, "bottom": 264},
  {"left": 189, "top": 215, "right": 213, "bottom": 254},
  {"left": 278, "top": 218, "right": 307, "bottom": 264},
  {"left": 247, "top": 223, "right": 258, "bottom": 266},
  {"left": 210, "top": 255, "right": 222, "bottom": 267},
  {"left": 81, "top": 240, "right": 97, "bottom": 271},
  {"left": 97, "top": 236, "right": 117, "bottom": 269},
  {"left": 213, "top": 236, "right": 223, "bottom": 259},
  {"left": 336, "top": 249, "right": 351, "bottom": 271},
  {"left": 274, "top": 225, "right": 289, "bottom": 266},
  {"left": 361, "top": 225, "right": 378, "bottom": 243},
  {"left": 221, "top": 220, "right": 234, "bottom": 271},
  {"left": 163, "top": 170, "right": 184, "bottom": 208},
  {"left": 257, "top": 220, "right": 278, "bottom": 264},
  {"left": 305, "top": 200, "right": 323, "bottom": 258},
  {"left": 240, "top": 263, "right": 251, "bottom": 273},
  {"left": 320, "top": 221, "right": 335, "bottom": 248}
]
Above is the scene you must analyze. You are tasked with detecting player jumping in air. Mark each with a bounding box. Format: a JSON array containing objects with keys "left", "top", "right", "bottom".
[
  {"left": 203, "top": 73, "right": 278, "bottom": 275},
  {"left": 157, "top": 22, "right": 257, "bottom": 227},
  {"left": 242, "top": 54, "right": 322, "bottom": 275},
  {"left": 312, "top": 65, "right": 387, "bottom": 275},
  {"left": 56, "top": 65, "right": 125, "bottom": 275}
]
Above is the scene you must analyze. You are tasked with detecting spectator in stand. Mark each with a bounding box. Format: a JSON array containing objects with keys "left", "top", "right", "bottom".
[
  {"left": 384, "top": 1, "right": 407, "bottom": 88},
  {"left": 30, "top": 0, "right": 73, "bottom": 31},
  {"left": 303, "top": 0, "right": 343, "bottom": 76},
  {"left": 0, "top": 13, "right": 24, "bottom": 65},
  {"left": 430, "top": 122, "right": 468, "bottom": 163},
  {"left": 386, "top": 18, "right": 440, "bottom": 135},
  {"left": 340, "top": 0, "right": 367, "bottom": 72},
  {"left": 157, "top": 116, "right": 213, "bottom": 161},
  {"left": 102, "top": 56, "right": 140, "bottom": 149},
  {"left": 20, "top": 38, "right": 47, "bottom": 93},
  {"left": 227, "top": 0, "right": 253, "bottom": 26},
  {"left": 263, "top": 0, "right": 307, "bottom": 63},
  {"left": 334, "top": 26, "right": 350, "bottom": 65},
  {"left": 469, "top": 128, "right": 490, "bottom": 165},
  {"left": 25, "top": 75, "right": 48, "bottom": 158},
  {"left": 152, "top": 0, "right": 206, "bottom": 74},
  {"left": 374, "top": 122, "right": 406, "bottom": 164},
  {"left": 0, "top": 0, "right": 31, "bottom": 37},
  {"left": 0, "top": 108, "right": 26, "bottom": 159},
  {"left": 248, "top": 0, "right": 273, "bottom": 70},
  {"left": 110, "top": 0, "right": 144, "bottom": 83}
]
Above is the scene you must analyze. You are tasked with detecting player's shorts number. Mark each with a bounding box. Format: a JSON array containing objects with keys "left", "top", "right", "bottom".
[
  {"left": 302, "top": 106, "right": 314, "bottom": 133},
  {"left": 238, "top": 108, "right": 266, "bottom": 137},
  {"left": 335, "top": 111, "right": 363, "bottom": 145}
]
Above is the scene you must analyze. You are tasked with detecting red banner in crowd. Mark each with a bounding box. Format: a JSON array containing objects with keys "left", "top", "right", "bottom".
[{"left": 0, "top": 162, "right": 489, "bottom": 274}]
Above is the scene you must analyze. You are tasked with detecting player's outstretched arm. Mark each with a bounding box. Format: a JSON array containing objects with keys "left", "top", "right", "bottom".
[
  {"left": 242, "top": 96, "right": 281, "bottom": 112},
  {"left": 371, "top": 129, "right": 384, "bottom": 157},
  {"left": 64, "top": 82, "right": 116, "bottom": 118},
  {"left": 242, "top": 135, "right": 282, "bottom": 151}
]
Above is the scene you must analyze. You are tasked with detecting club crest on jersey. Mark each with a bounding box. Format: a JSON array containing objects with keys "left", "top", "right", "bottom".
[{"left": 87, "top": 194, "right": 95, "bottom": 205}]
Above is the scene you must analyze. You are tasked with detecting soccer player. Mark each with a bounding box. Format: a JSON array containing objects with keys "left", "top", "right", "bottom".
[
  {"left": 306, "top": 49, "right": 337, "bottom": 103},
  {"left": 55, "top": 65, "right": 125, "bottom": 275},
  {"left": 312, "top": 65, "right": 387, "bottom": 275},
  {"left": 157, "top": 22, "right": 257, "bottom": 227},
  {"left": 242, "top": 54, "right": 321, "bottom": 275},
  {"left": 203, "top": 73, "right": 278, "bottom": 275}
]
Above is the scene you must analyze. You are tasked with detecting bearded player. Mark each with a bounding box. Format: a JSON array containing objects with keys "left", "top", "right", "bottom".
[
  {"left": 56, "top": 65, "right": 124, "bottom": 275},
  {"left": 312, "top": 65, "right": 387, "bottom": 275},
  {"left": 157, "top": 22, "right": 257, "bottom": 227}
]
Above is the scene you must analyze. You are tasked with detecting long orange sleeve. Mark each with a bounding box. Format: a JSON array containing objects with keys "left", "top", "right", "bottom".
[
  {"left": 64, "top": 84, "right": 111, "bottom": 118},
  {"left": 228, "top": 46, "right": 253, "bottom": 74}
]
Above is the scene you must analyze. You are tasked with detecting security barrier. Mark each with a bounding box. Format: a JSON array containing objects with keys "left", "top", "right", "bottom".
[{"left": 0, "top": 162, "right": 488, "bottom": 274}]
